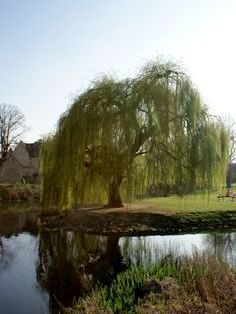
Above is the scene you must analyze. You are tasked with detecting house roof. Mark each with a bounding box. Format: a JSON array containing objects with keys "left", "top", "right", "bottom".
[{"left": 25, "top": 142, "right": 40, "bottom": 158}]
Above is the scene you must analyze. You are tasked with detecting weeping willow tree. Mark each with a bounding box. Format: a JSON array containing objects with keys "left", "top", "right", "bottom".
[{"left": 41, "top": 60, "right": 229, "bottom": 209}]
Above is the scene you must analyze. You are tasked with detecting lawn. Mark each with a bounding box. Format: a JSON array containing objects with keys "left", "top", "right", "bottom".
[{"left": 136, "top": 192, "right": 236, "bottom": 214}]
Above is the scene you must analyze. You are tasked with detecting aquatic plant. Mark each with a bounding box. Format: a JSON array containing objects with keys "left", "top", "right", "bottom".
[{"left": 41, "top": 58, "right": 229, "bottom": 209}]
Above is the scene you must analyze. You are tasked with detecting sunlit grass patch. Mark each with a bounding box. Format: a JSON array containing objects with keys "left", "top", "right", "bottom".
[{"left": 137, "top": 192, "right": 236, "bottom": 213}]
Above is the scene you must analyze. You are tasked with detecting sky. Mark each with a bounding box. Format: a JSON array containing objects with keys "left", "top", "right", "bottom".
[{"left": 1, "top": 0, "right": 236, "bottom": 142}]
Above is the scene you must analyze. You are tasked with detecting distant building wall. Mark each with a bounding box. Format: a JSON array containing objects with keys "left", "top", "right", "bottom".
[
  {"left": 0, "top": 154, "right": 22, "bottom": 183},
  {"left": 28, "top": 157, "right": 40, "bottom": 175},
  {"left": 13, "top": 141, "right": 29, "bottom": 167},
  {"left": 0, "top": 141, "right": 40, "bottom": 184}
]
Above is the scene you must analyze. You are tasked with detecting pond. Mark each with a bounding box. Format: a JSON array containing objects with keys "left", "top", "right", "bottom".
[{"left": 1, "top": 207, "right": 236, "bottom": 313}]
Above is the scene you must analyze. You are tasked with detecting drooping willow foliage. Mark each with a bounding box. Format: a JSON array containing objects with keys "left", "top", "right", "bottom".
[{"left": 41, "top": 60, "right": 229, "bottom": 209}]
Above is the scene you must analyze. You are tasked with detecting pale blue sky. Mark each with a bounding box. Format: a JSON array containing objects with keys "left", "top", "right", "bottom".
[{"left": 1, "top": 0, "right": 236, "bottom": 141}]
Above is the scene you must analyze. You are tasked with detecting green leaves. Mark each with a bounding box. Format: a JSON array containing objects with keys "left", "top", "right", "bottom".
[{"left": 41, "top": 58, "right": 230, "bottom": 209}]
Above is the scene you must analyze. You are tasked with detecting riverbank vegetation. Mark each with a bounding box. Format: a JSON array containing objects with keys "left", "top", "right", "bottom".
[
  {"left": 41, "top": 58, "right": 229, "bottom": 210},
  {"left": 0, "top": 183, "right": 40, "bottom": 203},
  {"left": 71, "top": 252, "right": 236, "bottom": 313}
]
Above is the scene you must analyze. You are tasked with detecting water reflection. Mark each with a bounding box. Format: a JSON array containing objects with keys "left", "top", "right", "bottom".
[
  {"left": 0, "top": 233, "right": 48, "bottom": 314},
  {"left": 37, "top": 230, "right": 236, "bottom": 311},
  {"left": 2, "top": 208, "right": 236, "bottom": 313},
  {"left": 204, "top": 233, "right": 236, "bottom": 264},
  {"left": 120, "top": 232, "right": 236, "bottom": 266},
  {"left": 0, "top": 210, "right": 38, "bottom": 236},
  {"left": 37, "top": 229, "right": 126, "bottom": 311},
  {"left": 0, "top": 236, "right": 15, "bottom": 273}
]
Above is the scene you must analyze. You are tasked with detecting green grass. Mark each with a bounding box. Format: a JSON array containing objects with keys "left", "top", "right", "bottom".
[{"left": 136, "top": 192, "right": 236, "bottom": 214}]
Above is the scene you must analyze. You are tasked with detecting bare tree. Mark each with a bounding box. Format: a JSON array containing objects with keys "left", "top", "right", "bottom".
[
  {"left": 224, "top": 117, "right": 236, "bottom": 163},
  {"left": 0, "top": 103, "right": 27, "bottom": 159},
  {"left": 229, "top": 125, "right": 236, "bottom": 163},
  {"left": 223, "top": 117, "right": 236, "bottom": 188}
]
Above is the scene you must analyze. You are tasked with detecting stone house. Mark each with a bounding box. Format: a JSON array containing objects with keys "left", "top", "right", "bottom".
[{"left": 0, "top": 141, "right": 40, "bottom": 184}]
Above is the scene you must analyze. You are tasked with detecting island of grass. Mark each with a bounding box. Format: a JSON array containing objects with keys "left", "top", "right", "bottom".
[{"left": 40, "top": 192, "right": 236, "bottom": 235}]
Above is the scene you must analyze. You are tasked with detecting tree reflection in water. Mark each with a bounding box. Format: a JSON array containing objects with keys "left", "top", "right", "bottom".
[
  {"left": 0, "top": 235, "right": 21, "bottom": 273},
  {"left": 204, "top": 232, "right": 236, "bottom": 264},
  {"left": 120, "top": 236, "right": 180, "bottom": 267},
  {"left": 121, "top": 233, "right": 236, "bottom": 267},
  {"left": 0, "top": 237, "right": 2, "bottom": 259},
  {"left": 36, "top": 229, "right": 236, "bottom": 311},
  {"left": 121, "top": 237, "right": 153, "bottom": 266},
  {"left": 36, "top": 229, "right": 126, "bottom": 311}
]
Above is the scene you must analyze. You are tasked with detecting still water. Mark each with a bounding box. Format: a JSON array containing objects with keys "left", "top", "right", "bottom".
[{"left": 1, "top": 208, "right": 236, "bottom": 313}]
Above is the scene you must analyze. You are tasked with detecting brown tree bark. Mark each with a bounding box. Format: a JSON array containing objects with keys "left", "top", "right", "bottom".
[{"left": 107, "top": 174, "right": 124, "bottom": 208}]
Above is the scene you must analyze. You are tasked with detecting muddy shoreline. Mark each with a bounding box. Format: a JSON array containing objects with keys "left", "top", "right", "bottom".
[{"left": 39, "top": 207, "right": 236, "bottom": 236}]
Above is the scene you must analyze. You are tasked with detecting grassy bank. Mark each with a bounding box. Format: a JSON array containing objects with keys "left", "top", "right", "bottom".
[
  {"left": 71, "top": 252, "right": 236, "bottom": 313},
  {"left": 0, "top": 183, "right": 40, "bottom": 203},
  {"left": 41, "top": 205, "right": 236, "bottom": 236},
  {"left": 39, "top": 192, "right": 236, "bottom": 235},
  {"left": 137, "top": 192, "right": 236, "bottom": 213}
]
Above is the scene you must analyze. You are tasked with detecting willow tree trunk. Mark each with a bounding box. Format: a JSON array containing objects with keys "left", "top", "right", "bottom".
[{"left": 107, "top": 175, "right": 123, "bottom": 208}]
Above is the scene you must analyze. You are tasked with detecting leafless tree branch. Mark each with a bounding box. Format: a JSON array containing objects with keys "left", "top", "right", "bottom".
[{"left": 0, "top": 103, "right": 27, "bottom": 159}]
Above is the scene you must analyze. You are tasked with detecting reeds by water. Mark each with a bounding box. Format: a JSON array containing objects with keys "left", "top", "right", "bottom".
[{"left": 72, "top": 251, "right": 236, "bottom": 313}]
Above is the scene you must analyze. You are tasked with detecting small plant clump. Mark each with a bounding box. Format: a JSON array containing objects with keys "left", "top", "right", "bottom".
[{"left": 71, "top": 252, "right": 236, "bottom": 314}]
